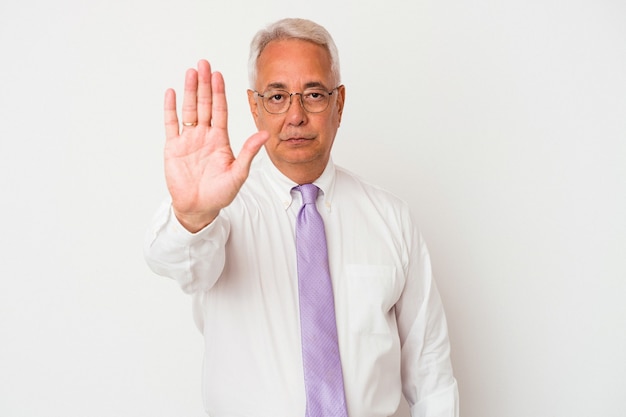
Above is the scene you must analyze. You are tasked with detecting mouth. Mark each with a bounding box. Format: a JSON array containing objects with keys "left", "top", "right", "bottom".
[{"left": 280, "top": 135, "right": 315, "bottom": 145}]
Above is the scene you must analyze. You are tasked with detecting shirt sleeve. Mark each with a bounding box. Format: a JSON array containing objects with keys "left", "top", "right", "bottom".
[
  {"left": 143, "top": 199, "right": 230, "bottom": 295},
  {"left": 396, "top": 216, "right": 459, "bottom": 417}
]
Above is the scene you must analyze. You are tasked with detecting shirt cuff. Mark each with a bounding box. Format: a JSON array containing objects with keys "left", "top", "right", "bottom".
[{"left": 163, "top": 205, "right": 224, "bottom": 246}]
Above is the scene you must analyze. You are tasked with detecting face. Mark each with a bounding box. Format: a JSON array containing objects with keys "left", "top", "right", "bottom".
[{"left": 247, "top": 39, "right": 345, "bottom": 183}]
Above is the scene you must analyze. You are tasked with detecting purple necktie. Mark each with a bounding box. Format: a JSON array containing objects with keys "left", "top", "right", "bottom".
[{"left": 295, "top": 184, "right": 348, "bottom": 417}]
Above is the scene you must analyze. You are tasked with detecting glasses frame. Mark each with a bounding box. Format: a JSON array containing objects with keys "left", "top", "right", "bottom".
[{"left": 253, "top": 86, "right": 341, "bottom": 114}]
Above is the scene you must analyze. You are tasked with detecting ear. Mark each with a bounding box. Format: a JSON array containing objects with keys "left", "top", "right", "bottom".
[
  {"left": 335, "top": 85, "right": 346, "bottom": 126},
  {"left": 247, "top": 89, "right": 261, "bottom": 127}
]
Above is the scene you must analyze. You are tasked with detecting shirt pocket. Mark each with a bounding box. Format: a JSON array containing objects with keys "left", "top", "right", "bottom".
[{"left": 345, "top": 264, "right": 398, "bottom": 335}]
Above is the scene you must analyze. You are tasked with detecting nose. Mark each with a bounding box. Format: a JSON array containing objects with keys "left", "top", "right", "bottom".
[{"left": 286, "top": 93, "right": 307, "bottom": 126}]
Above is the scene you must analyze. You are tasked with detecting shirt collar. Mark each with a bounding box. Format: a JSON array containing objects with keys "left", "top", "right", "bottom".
[{"left": 261, "top": 156, "right": 336, "bottom": 212}]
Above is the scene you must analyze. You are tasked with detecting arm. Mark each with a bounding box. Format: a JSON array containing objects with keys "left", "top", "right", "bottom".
[
  {"left": 396, "top": 223, "right": 459, "bottom": 417},
  {"left": 143, "top": 199, "right": 230, "bottom": 294}
]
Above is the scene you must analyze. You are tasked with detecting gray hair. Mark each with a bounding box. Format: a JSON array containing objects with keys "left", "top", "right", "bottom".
[{"left": 248, "top": 18, "right": 341, "bottom": 88}]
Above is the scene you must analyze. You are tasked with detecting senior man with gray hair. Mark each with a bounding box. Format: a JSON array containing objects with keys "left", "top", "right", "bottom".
[{"left": 145, "top": 17, "right": 459, "bottom": 417}]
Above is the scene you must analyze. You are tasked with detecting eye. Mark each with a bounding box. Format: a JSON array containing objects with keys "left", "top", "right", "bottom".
[
  {"left": 266, "top": 91, "right": 287, "bottom": 104},
  {"left": 303, "top": 90, "right": 327, "bottom": 101}
]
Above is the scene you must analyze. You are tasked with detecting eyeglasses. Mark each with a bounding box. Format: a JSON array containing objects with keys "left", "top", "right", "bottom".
[{"left": 254, "top": 87, "right": 340, "bottom": 114}]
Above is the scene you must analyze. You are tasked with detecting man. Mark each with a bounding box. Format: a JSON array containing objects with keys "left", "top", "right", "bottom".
[{"left": 145, "top": 18, "right": 458, "bottom": 417}]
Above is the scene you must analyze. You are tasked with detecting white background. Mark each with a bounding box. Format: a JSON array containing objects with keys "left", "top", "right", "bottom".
[{"left": 1, "top": 0, "right": 625, "bottom": 416}]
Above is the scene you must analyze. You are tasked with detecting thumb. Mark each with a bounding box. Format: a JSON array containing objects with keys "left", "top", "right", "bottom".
[{"left": 234, "top": 130, "right": 270, "bottom": 174}]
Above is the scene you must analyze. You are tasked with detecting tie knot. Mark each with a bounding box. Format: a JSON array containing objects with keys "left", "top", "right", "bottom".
[{"left": 298, "top": 184, "right": 319, "bottom": 205}]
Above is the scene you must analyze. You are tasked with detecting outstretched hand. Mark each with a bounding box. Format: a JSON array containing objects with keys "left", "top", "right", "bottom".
[{"left": 163, "top": 60, "right": 269, "bottom": 232}]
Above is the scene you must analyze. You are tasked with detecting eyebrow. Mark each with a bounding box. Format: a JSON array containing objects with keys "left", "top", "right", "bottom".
[{"left": 264, "top": 81, "right": 330, "bottom": 91}]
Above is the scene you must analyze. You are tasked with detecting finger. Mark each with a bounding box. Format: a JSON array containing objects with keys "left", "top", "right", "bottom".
[
  {"left": 164, "top": 88, "right": 179, "bottom": 140},
  {"left": 234, "top": 130, "right": 270, "bottom": 175},
  {"left": 181, "top": 68, "right": 198, "bottom": 125},
  {"left": 196, "top": 60, "right": 212, "bottom": 126},
  {"left": 210, "top": 71, "right": 228, "bottom": 129}
]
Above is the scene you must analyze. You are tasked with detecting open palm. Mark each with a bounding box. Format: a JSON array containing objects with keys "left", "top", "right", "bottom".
[{"left": 163, "top": 60, "right": 268, "bottom": 232}]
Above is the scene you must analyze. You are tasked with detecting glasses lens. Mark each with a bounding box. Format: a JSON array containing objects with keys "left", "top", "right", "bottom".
[
  {"left": 301, "top": 90, "right": 330, "bottom": 113},
  {"left": 262, "top": 90, "right": 290, "bottom": 114}
]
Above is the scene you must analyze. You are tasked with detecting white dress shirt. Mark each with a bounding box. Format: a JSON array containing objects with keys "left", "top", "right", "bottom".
[{"left": 144, "top": 157, "right": 458, "bottom": 417}]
